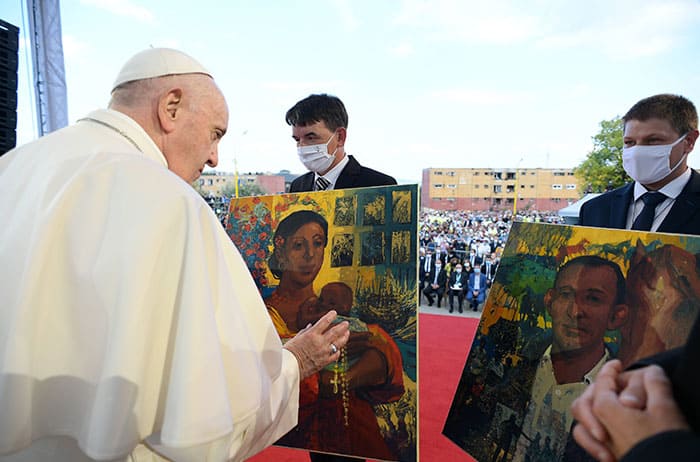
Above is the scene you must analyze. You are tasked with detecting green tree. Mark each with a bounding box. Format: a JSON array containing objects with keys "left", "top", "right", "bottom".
[
  {"left": 221, "top": 181, "right": 265, "bottom": 198},
  {"left": 574, "top": 116, "right": 630, "bottom": 194}
]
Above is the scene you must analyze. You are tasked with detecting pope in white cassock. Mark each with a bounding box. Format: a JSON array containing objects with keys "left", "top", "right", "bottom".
[{"left": 0, "top": 48, "right": 349, "bottom": 462}]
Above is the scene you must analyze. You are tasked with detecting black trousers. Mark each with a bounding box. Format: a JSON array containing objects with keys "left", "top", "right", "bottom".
[
  {"left": 448, "top": 288, "right": 464, "bottom": 310},
  {"left": 422, "top": 285, "right": 445, "bottom": 306}
]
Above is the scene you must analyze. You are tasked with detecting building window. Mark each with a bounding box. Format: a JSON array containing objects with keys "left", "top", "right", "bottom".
[
  {"left": 530, "top": 172, "right": 536, "bottom": 175},
  {"left": 474, "top": 172, "right": 480, "bottom": 176},
  {"left": 434, "top": 171, "right": 443, "bottom": 175},
  {"left": 506, "top": 172, "right": 516, "bottom": 180},
  {"left": 484, "top": 184, "right": 489, "bottom": 189},
  {"left": 434, "top": 184, "right": 443, "bottom": 188},
  {"left": 447, "top": 171, "right": 456, "bottom": 176},
  {"left": 506, "top": 185, "right": 515, "bottom": 193},
  {"left": 530, "top": 185, "right": 535, "bottom": 188},
  {"left": 553, "top": 172, "right": 565, "bottom": 176},
  {"left": 475, "top": 184, "right": 480, "bottom": 189},
  {"left": 521, "top": 184, "right": 526, "bottom": 189},
  {"left": 552, "top": 184, "right": 562, "bottom": 190},
  {"left": 567, "top": 172, "right": 575, "bottom": 176},
  {"left": 208, "top": 179, "right": 213, "bottom": 185},
  {"left": 494, "top": 185, "right": 502, "bottom": 193},
  {"left": 566, "top": 184, "right": 577, "bottom": 190},
  {"left": 494, "top": 172, "right": 503, "bottom": 180},
  {"left": 447, "top": 184, "right": 457, "bottom": 189}
]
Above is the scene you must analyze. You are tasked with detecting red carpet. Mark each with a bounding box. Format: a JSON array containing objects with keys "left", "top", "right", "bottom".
[{"left": 248, "top": 313, "right": 479, "bottom": 462}]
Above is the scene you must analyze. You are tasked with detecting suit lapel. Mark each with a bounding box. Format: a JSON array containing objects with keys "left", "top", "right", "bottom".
[
  {"left": 334, "top": 155, "right": 361, "bottom": 189},
  {"left": 659, "top": 170, "right": 700, "bottom": 233},
  {"left": 302, "top": 172, "right": 315, "bottom": 191},
  {"left": 609, "top": 184, "right": 633, "bottom": 229}
]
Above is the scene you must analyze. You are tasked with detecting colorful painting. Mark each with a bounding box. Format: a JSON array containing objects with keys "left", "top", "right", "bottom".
[
  {"left": 227, "top": 185, "right": 418, "bottom": 462},
  {"left": 443, "top": 222, "right": 700, "bottom": 462}
]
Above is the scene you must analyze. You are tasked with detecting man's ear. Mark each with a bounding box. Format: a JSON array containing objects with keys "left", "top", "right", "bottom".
[
  {"left": 544, "top": 289, "right": 554, "bottom": 316},
  {"left": 608, "top": 303, "right": 629, "bottom": 330},
  {"left": 684, "top": 129, "right": 699, "bottom": 154},
  {"left": 336, "top": 127, "right": 347, "bottom": 148},
  {"left": 158, "top": 88, "right": 183, "bottom": 134}
]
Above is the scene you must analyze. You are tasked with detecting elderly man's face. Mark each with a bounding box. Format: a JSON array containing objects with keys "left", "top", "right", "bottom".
[
  {"left": 546, "top": 263, "right": 625, "bottom": 354},
  {"left": 166, "top": 77, "right": 228, "bottom": 183}
]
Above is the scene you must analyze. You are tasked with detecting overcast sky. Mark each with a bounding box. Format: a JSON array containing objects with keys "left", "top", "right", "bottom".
[{"left": 5, "top": 0, "right": 700, "bottom": 182}]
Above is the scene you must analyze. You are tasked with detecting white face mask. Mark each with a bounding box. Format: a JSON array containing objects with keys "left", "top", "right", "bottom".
[
  {"left": 297, "top": 133, "right": 337, "bottom": 174},
  {"left": 622, "top": 134, "right": 687, "bottom": 184}
]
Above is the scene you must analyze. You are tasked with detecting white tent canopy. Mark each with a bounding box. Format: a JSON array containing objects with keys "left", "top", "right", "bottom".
[{"left": 558, "top": 193, "right": 601, "bottom": 225}]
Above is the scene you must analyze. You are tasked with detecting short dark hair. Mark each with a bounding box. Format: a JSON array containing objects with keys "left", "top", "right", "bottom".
[
  {"left": 268, "top": 210, "right": 328, "bottom": 279},
  {"left": 623, "top": 94, "right": 698, "bottom": 135},
  {"left": 555, "top": 255, "right": 626, "bottom": 305},
  {"left": 285, "top": 94, "right": 348, "bottom": 131}
]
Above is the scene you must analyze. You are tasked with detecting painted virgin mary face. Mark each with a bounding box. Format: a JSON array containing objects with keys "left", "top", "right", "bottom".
[{"left": 281, "top": 221, "right": 326, "bottom": 288}]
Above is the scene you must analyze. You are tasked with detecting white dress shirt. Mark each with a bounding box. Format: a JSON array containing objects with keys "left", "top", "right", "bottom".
[
  {"left": 314, "top": 154, "right": 350, "bottom": 190},
  {"left": 626, "top": 168, "right": 692, "bottom": 232}
]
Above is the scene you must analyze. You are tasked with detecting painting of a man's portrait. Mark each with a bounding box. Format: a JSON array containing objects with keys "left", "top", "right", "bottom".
[
  {"left": 443, "top": 222, "right": 700, "bottom": 462},
  {"left": 227, "top": 185, "right": 418, "bottom": 462}
]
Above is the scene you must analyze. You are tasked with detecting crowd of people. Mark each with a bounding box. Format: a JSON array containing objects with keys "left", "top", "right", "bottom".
[{"left": 417, "top": 209, "right": 561, "bottom": 312}]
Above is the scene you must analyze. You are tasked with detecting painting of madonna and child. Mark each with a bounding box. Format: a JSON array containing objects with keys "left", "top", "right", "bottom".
[
  {"left": 443, "top": 221, "right": 700, "bottom": 462},
  {"left": 226, "top": 184, "right": 418, "bottom": 462}
]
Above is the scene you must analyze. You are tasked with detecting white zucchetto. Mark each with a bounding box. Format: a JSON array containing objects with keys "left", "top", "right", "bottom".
[{"left": 112, "top": 47, "right": 211, "bottom": 92}]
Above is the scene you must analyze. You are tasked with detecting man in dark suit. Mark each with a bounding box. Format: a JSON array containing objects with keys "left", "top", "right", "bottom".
[
  {"left": 285, "top": 93, "right": 396, "bottom": 462},
  {"left": 447, "top": 263, "right": 467, "bottom": 313},
  {"left": 468, "top": 247, "right": 482, "bottom": 269},
  {"left": 579, "top": 94, "right": 700, "bottom": 234},
  {"left": 287, "top": 94, "right": 396, "bottom": 193},
  {"left": 419, "top": 248, "right": 436, "bottom": 303},
  {"left": 423, "top": 260, "right": 447, "bottom": 308},
  {"left": 481, "top": 253, "right": 498, "bottom": 287},
  {"left": 572, "top": 94, "right": 700, "bottom": 461}
]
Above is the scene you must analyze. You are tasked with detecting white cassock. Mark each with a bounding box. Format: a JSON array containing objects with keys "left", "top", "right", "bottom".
[{"left": 0, "top": 109, "right": 300, "bottom": 461}]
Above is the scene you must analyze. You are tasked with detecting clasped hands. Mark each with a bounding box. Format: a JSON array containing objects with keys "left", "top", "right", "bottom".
[
  {"left": 284, "top": 310, "right": 350, "bottom": 380},
  {"left": 571, "top": 359, "right": 690, "bottom": 462}
]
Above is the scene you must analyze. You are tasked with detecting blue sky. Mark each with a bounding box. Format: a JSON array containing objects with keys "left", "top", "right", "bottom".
[{"left": 4, "top": 0, "right": 700, "bottom": 182}]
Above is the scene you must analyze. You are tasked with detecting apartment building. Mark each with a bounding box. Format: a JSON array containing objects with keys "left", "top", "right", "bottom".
[{"left": 421, "top": 167, "right": 581, "bottom": 211}]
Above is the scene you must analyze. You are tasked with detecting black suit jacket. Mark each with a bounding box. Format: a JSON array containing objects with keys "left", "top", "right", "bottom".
[
  {"left": 289, "top": 155, "right": 397, "bottom": 193},
  {"left": 426, "top": 268, "right": 447, "bottom": 288},
  {"left": 448, "top": 271, "right": 467, "bottom": 291},
  {"left": 419, "top": 254, "right": 435, "bottom": 283},
  {"left": 579, "top": 169, "right": 700, "bottom": 234}
]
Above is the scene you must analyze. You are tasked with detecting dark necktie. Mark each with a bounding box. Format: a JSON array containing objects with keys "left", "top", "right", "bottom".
[
  {"left": 315, "top": 176, "right": 330, "bottom": 191},
  {"left": 631, "top": 192, "right": 667, "bottom": 231}
]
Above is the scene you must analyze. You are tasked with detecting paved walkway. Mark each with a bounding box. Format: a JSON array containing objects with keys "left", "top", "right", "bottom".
[{"left": 419, "top": 301, "right": 483, "bottom": 319}]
